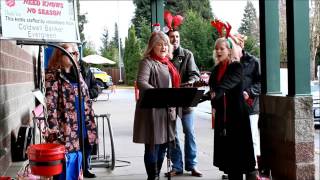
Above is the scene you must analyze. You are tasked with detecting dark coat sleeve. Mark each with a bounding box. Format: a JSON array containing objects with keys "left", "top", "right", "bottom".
[
  {"left": 87, "top": 70, "right": 100, "bottom": 99},
  {"left": 185, "top": 50, "right": 200, "bottom": 83},
  {"left": 81, "top": 64, "right": 100, "bottom": 99},
  {"left": 247, "top": 60, "right": 260, "bottom": 98},
  {"left": 213, "top": 62, "right": 243, "bottom": 100}
]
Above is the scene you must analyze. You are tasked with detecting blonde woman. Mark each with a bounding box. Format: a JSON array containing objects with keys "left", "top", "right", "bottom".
[
  {"left": 208, "top": 38, "right": 256, "bottom": 180},
  {"left": 133, "top": 31, "right": 180, "bottom": 180}
]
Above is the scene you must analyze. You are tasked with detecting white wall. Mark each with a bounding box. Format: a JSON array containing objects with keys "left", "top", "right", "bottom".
[{"left": 280, "top": 68, "right": 288, "bottom": 95}]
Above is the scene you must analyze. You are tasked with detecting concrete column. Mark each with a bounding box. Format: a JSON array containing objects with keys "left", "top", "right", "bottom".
[
  {"left": 150, "top": 0, "right": 164, "bottom": 29},
  {"left": 259, "top": 0, "right": 281, "bottom": 95},
  {"left": 260, "top": 96, "right": 314, "bottom": 180},
  {"left": 286, "top": 0, "right": 311, "bottom": 96},
  {"left": 259, "top": 0, "right": 315, "bottom": 179}
]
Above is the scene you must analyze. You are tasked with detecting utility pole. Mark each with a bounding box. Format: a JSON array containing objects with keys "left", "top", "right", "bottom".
[{"left": 117, "top": 0, "right": 123, "bottom": 83}]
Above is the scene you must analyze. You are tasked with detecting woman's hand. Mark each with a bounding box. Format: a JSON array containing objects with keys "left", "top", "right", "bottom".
[
  {"left": 243, "top": 91, "right": 249, "bottom": 100},
  {"left": 210, "top": 92, "right": 216, "bottom": 99}
]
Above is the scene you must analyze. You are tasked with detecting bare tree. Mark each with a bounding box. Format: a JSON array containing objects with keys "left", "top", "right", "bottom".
[
  {"left": 279, "top": 0, "right": 287, "bottom": 66},
  {"left": 310, "top": 0, "right": 320, "bottom": 80}
]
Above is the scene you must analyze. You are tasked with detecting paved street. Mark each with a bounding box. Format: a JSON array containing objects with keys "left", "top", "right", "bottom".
[
  {"left": 91, "top": 88, "right": 223, "bottom": 179},
  {"left": 89, "top": 87, "right": 320, "bottom": 180}
]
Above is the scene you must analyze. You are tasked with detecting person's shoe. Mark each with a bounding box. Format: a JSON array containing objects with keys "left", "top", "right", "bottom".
[
  {"left": 164, "top": 170, "right": 183, "bottom": 177},
  {"left": 222, "top": 174, "right": 229, "bottom": 179},
  {"left": 191, "top": 168, "right": 203, "bottom": 177},
  {"left": 147, "top": 176, "right": 159, "bottom": 180},
  {"left": 83, "top": 170, "right": 96, "bottom": 178}
]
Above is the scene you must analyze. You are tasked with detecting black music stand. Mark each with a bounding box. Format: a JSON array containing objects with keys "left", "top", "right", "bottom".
[{"left": 140, "top": 88, "right": 204, "bottom": 180}]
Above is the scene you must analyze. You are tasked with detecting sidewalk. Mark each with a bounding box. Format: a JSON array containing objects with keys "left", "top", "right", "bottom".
[
  {"left": 91, "top": 88, "right": 320, "bottom": 180},
  {"left": 4, "top": 88, "right": 318, "bottom": 179},
  {"left": 90, "top": 88, "right": 223, "bottom": 180}
]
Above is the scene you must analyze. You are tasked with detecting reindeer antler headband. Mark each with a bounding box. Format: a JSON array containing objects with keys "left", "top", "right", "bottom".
[
  {"left": 210, "top": 19, "right": 232, "bottom": 38},
  {"left": 163, "top": 10, "right": 184, "bottom": 33},
  {"left": 211, "top": 19, "right": 233, "bottom": 48}
]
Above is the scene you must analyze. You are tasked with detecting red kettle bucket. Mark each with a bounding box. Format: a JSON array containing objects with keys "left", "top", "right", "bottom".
[{"left": 27, "top": 143, "right": 65, "bottom": 176}]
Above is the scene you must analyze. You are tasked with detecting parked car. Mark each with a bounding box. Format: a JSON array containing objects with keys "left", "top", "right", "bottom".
[
  {"left": 90, "top": 67, "right": 113, "bottom": 89},
  {"left": 311, "top": 81, "right": 320, "bottom": 128}
]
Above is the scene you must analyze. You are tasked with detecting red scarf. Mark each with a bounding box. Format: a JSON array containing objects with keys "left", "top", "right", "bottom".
[
  {"left": 151, "top": 53, "right": 181, "bottom": 88},
  {"left": 216, "top": 60, "right": 229, "bottom": 83}
]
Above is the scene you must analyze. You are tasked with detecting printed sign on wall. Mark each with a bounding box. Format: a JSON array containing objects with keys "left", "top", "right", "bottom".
[{"left": 0, "top": 0, "right": 80, "bottom": 42}]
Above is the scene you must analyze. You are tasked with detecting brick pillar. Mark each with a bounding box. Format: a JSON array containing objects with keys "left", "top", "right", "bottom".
[
  {"left": 0, "top": 40, "right": 37, "bottom": 175},
  {"left": 260, "top": 95, "right": 315, "bottom": 180}
]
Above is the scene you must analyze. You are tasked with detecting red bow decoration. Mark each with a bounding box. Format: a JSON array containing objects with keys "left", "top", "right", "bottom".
[
  {"left": 164, "top": 10, "right": 184, "bottom": 32},
  {"left": 211, "top": 19, "right": 232, "bottom": 38}
]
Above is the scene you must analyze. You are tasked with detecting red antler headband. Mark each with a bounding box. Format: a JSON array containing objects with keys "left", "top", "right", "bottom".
[
  {"left": 163, "top": 10, "right": 184, "bottom": 33},
  {"left": 211, "top": 19, "right": 234, "bottom": 48},
  {"left": 210, "top": 19, "right": 232, "bottom": 38}
]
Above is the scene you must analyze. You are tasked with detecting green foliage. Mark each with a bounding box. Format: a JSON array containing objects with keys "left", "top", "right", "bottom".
[
  {"left": 131, "top": 0, "right": 216, "bottom": 70},
  {"left": 244, "top": 36, "right": 260, "bottom": 58},
  {"left": 123, "top": 26, "right": 142, "bottom": 85},
  {"left": 78, "top": 14, "right": 87, "bottom": 42},
  {"left": 112, "top": 23, "right": 120, "bottom": 49},
  {"left": 101, "top": 48, "right": 119, "bottom": 66},
  {"left": 238, "top": 0, "right": 259, "bottom": 37},
  {"left": 100, "top": 27, "right": 109, "bottom": 50},
  {"left": 165, "top": 0, "right": 213, "bottom": 20},
  {"left": 82, "top": 41, "right": 96, "bottom": 57},
  {"left": 139, "top": 18, "right": 152, "bottom": 51},
  {"left": 238, "top": 1, "right": 260, "bottom": 58},
  {"left": 99, "top": 24, "right": 122, "bottom": 68},
  {"left": 132, "top": 0, "right": 151, "bottom": 38},
  {"left": 76, "top": 0, "right": 87, "bottom": 42},
  {"left": 179, "top": 10, "right": 216, "bottom": 70},
  {"left": 132, "top": 0, "right": 213, "bottom": 38}
]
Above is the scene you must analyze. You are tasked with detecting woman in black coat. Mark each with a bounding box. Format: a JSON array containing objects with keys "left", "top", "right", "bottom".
[{"left": 209, "top": 37, "right": 256, "bottom": 180}]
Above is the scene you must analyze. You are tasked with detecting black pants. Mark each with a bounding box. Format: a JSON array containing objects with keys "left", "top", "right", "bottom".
[
  {"left": 144, "top": 144, "right": 167, "bottom": 180},
  {"left": 84, "top": 138, "right": 93, "bottom": 172},
  {"left": 228, "top": 170, "right": 257, "bottom": 180}
]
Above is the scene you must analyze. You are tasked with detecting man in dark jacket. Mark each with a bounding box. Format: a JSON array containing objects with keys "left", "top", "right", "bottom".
[
  {"left": 80, "top": 60, "right": 100, "bottom": 178},
  {"left": 80, "top": 60, "right": 100, "bottom": 99},
  {"left": 166, "top": 29, "right": 202, "bottom": 177},
  {"left": 237, "top": 34, "right": 261, "bottom": 170}
]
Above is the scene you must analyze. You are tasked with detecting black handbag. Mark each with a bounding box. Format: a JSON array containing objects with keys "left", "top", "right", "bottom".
[{"left": 12, "top": 126, "right": 33, "bottom": 161}]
